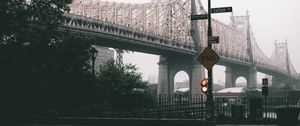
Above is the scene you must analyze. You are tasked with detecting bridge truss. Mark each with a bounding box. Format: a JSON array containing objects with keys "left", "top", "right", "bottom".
[{"left": 66, "top": 0, "right": 298, "bottom": 80}]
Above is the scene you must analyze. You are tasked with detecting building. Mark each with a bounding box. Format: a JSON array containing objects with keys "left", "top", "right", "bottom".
[
  {"left": 94, "top": 46, "right": 114, "bottom": 71},
  {"left": 175, "top": 80, "right": 189, "bottom": 90},
  {"left": 214, "top": 87, "right": 262, "bottom": 97}
]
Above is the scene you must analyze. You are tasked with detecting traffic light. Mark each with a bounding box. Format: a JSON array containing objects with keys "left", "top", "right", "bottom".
[
  {"left": 262, "top": 78, "right": 268, "bottom": 96},
  {"left": 200, "top": 78, "right": 208, "bottom": 93},
  {"left": 262, "top": 78, "right": 268, "bottom": 85}
]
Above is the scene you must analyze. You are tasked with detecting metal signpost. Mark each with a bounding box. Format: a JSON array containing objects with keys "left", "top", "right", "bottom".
[
  {"left": 206, "top": 1, "right": 214, "bottom": 125},
  {"left": 191, "top": 1, "right": 232, "bottom": 126}
]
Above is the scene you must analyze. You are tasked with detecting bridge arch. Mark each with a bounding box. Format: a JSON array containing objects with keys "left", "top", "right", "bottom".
[
  {"left": 168, "top": 63, "right": 191, "bottom": 94},
  {"left": 157, "top": 55, "right": 205, "bottom": 95},
  {"left": 225, "top": 66, "right": 256, "bottom": 88},
  {"left": 173, "top": 71, "right": 190, "bottom": 93},
  {"left": 235, "top": 76, "right": 247, "bottom": 87}
]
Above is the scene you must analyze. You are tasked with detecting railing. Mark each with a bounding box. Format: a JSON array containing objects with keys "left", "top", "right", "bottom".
[
  {"left": 214, "top": 97, "right": 300, "bottom": 124},
  {"left": 55, "top": 94, "right": 300, "bottom": 124},
  {"left": 93, "top": 94, "right": 205, "bottom": 120}
]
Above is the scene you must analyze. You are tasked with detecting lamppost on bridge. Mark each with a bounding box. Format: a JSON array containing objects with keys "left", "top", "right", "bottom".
[{"left": 89, "top": 47, "right": 98, "bottom": 76}]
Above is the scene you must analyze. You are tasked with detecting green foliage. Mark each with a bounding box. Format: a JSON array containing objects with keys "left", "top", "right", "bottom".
[
  {"left": 0, "top": 0, "right": 97, "bottom": 118},
  {"left": 278, "top": 84, "right": 293, "bottom": 90},
  {"left": 147, "top": 84, "right": 158, "bottom": 95},
  {"left": 96, "top": 60, "right": 153, "bottom": 110},
  {"left": 241, "top": 87, "right": 262, "bottom": 98}
]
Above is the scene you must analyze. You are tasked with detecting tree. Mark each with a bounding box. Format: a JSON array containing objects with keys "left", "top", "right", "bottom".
[
  {"left": 0, "top": 0, "right": 96, "bottom": 121},
  {"left": 241, "top": 87, "right": 262, "bottom": 98},
  {"left": 96, "top": 60, "right": 153, "bottom": 110},
  {"left": 278, "top": 83, "right": 293, "bottom": 90},
  {"left": 147, "top": 84, "right": 158, "bottom": 95}
]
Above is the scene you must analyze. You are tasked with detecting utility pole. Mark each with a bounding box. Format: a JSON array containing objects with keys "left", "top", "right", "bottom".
[
  {"left": 191, "top": 1, "right": 232, "bottom": 125},
  {"left": 206, "top": 1, "right": 215, "bottom": 125}
]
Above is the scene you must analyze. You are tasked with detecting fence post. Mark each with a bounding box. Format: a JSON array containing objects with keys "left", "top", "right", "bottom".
[
  {"left": 179, "top": 94, "right": 182, "bottom": 119},
  {"left": 201, "top": 95, "right": 204, "bottom": 121},
  {"left": 158, "top": 94, "right": 161, "bottom": 119}
]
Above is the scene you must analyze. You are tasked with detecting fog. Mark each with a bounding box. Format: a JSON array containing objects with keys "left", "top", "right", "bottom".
[{"left": 107, "top": 0, "right": 300, "bottom": 84}]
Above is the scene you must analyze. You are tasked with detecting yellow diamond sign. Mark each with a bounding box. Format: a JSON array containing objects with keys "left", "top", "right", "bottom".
[{"left": 197, "top": 47, "right": 220, "bottom": 70}]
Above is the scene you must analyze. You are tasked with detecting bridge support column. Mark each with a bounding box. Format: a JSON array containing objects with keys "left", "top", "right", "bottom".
[
  {"left": 157, "top": 56, "right": 169, "bottom": 95},
  {"left": 190, "top": 61, "right": 205, "bottom": 94},
  {"left": 157, "top": 55, "right": 205, "bottom": 95},
  {"left": 248, "top": 66, "right": 257, "bottom": 88},
  {"left": 157, "top": 55, "right": 184, "bottom": 95},
  {"left": 225, "top": 66, "right": 257, "bottom": 88},
  {"left": 225, "top": 67, "right": 233, "bottom": 88}
]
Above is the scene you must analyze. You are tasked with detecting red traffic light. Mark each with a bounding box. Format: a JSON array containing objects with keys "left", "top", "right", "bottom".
[{"left": 200, "top": 79, "right": 208, "bottom": 93}]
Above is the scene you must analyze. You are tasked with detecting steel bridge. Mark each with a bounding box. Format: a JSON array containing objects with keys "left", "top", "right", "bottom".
[{"left": 61, "top": 0, "right": 299, "bottom": 94}]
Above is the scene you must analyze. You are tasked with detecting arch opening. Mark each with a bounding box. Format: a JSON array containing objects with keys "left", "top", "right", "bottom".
[
  {"left": 235, "top": 76, "right": 247, "bottom": 87},
  {"left": 174, "top": 71, "right": 190, "bottom": 93}
]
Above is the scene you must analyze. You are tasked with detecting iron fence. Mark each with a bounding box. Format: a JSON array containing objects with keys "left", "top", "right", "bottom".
[
  {"left": 94, "top": 94, "right": 205, "bottom": 120},
  {"left": 61, "top": 94, "right": 300, "bottom": 124},
  {"left": 214, "top": 96, "right": 300, "bottom": 124}
]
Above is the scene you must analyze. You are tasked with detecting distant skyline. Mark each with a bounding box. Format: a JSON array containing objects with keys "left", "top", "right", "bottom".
[{"left": 108, "top": 0, "right": 300, "bottom": 85}]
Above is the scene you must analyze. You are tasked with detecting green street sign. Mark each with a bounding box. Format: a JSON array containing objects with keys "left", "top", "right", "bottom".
[
  {"left": 209, "top": 36, "right": 219, "bottom": 44},
  {"left": 190, "top": 14, "right": 208, "bottom": 20},
  {"left": 211, "top": 7, "right": 232, "bottom": 13}
]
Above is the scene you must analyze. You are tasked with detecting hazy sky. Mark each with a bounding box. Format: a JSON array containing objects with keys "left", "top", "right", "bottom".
[{"left": 108, "top": 0, "right": 300, "bottom": 84}]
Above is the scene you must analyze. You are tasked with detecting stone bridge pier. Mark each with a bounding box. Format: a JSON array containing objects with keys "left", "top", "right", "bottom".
[
  {"left": 225, "top": 65, "right": 257, "bottom": 88},
  {"left": 157, "top": 55, "right": 205, "bottom": 95}
]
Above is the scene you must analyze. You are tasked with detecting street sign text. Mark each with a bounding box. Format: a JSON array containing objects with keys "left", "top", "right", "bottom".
[
  {"left": 211, "top": 7, "right": 232, "bottom": 13},
  {"left": 191, "top": 14, "right": 208, "bottom": 20},
  {"left": 209, "top": 36, "right": 219, "bottom": 44}
]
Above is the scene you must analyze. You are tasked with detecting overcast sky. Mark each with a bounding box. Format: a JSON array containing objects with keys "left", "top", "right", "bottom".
[{"left": 108, "top": 0, "right": 300, "bottom": 84}]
